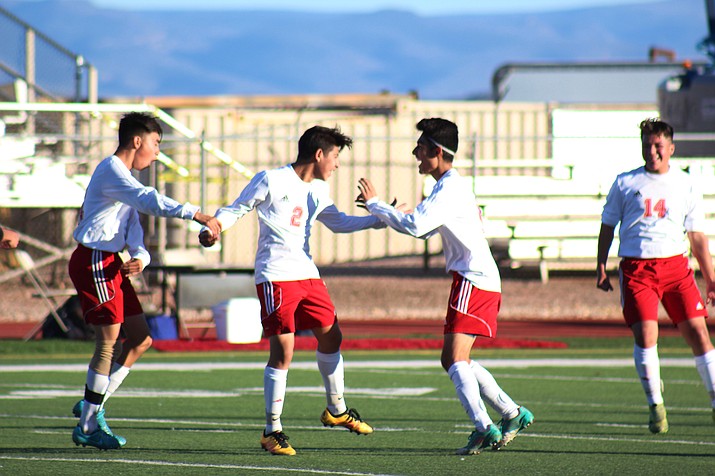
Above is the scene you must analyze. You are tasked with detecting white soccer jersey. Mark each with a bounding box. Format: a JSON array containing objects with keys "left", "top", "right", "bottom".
[
  {"left": 215, "top": 164, "right": 384, "bottom": 284},
  {"left": 601, "top": 165, "right": 705, "bottom": 258},
  {"left": 73, "top": 155, "right": 200, "bottom": 266},
  {"left": 365, "top": 168, "right": 501, "bottom": 292}
]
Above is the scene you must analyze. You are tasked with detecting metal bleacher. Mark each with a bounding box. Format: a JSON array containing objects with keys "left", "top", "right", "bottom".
[{"left": 461, "top": 157, "right": 715, "bottom": 283}]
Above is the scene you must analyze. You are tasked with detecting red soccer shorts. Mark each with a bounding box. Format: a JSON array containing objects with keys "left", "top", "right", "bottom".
[
  {"left": 443, "top": 272, "right": 500, "bottom": 338},
  {"left": 256, "top": 279, "right": 337, "bottom": 337},
  {"left": 619, "top": 255, "right": 708, "bottom": 326},
  {"left": 68, "top": 245, "right": 143, "bottom": 326}
]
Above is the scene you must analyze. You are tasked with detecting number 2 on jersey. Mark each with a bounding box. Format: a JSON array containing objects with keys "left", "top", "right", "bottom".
[
  {"left": 643, "top": 198, "right": 666, "bottom": 218},
  {"left": 290, "top": 206, "right": 303, "bottom": 226}
]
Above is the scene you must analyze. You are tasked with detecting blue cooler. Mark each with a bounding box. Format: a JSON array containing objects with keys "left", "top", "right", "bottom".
[{"left": 146, "top": 314, "right": 179, "bottom": 340}]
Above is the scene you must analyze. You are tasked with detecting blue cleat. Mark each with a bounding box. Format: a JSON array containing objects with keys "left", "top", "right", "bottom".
[
  {"left": 72, "top": 399, "right": 126, "bottom": 446},
  {"left": 72, "top": 425, "right": 124, "bottom": 450}
]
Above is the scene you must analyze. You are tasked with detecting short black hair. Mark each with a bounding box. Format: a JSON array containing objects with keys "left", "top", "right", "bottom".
[
  {"left": 416, "top": 118, "right": 458, "bottom": 161},
  {"left": 640, "top": 118, "right": 673, "bottom": 141},
  {"left": 296, "top": 125, "right": 353, "bottom": 162},
  {"left": 118, "top": 112, "right": 163, "bottom": 147}
]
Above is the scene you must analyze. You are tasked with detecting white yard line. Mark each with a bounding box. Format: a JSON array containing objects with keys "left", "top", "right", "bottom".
[
  {"left": 0, "top": 357, "right": 696, "bottom": 373},
  {"left": 0, "top": 455, "right": 398, "bottom": 475}
]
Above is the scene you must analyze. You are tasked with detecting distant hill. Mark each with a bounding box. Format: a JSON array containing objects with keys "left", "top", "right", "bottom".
[{"left": 0, "top": 0, "right": 709, "bottom": 99}]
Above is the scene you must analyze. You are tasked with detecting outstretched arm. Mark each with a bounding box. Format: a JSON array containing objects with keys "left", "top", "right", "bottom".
[
  {"left": 357, "top": 177, "right": 441, "bottom": 239},
  {"left": 596, "top": 223, "right": 616, "bottom": 292}
]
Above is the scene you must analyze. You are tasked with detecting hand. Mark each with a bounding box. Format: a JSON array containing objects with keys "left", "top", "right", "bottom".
[
  {"left": 0, "top": 228, "right": 20, "bottom": 249},
  {"left": 357, "top": 178, "right": 378, "bottom": 203},
  {"left": 199, "top": 230, "right": 218, "bottom": 248},
  {"left": 120, "top": 258, "right": 143, "bottom": 277},
  {"left": 596, "top": 266, "right": 613, "bottom": 292},
  {"left": 193, "top": 212, "right": 222, "bottom": 237},
  {"left": 706, "top": 281, "right": 715, "bottom": 306}
]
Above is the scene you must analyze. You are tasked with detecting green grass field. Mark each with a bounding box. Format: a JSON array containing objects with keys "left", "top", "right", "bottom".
[{"left": 1, "top": 337, "right": 714, "bottom": 475}]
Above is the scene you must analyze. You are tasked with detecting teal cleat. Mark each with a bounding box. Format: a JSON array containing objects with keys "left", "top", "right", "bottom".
[
  {"left": 455, "top": 424, "right": 502, "bottom": 455},
  {"left": 71, "top": 399, "right": 83, "bottom": 417},
  {"left": 72, "top": 399, "right": 126, "bottom": 446},
  {"left": 72, "top": 425, "right": 124, "bottom": 450},
  {"left": 495, "top": 406, "right": 534, "bottom": 450}
]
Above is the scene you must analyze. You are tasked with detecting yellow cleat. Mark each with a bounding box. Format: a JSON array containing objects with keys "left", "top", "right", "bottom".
[
  {"left": 648, "top": 403, "right": 668, "bottom": 434},
  {"left": 320, "top": 408, "right": 373, "bottom": 434},
  {"left": 260, "top": 430, "right": 296, "bottom": 455}
]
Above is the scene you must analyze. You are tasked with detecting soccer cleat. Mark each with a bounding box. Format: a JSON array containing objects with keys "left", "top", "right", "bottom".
[
  {"left": 648, "top": 403, "right": 668, "bottom": 434},
  {"left": 260, "top": 430, "right": 296, "bottom": 455},
  {"left": 495, "top": 406, "right": 534, "bottom": 450},
  {"left": 72, "top": 399, "right": 83, "bottom": 418},
  {"left": 320, "top": 408, "right": 373, "bottom": 434},
  {"left": 456, "top": 424, "right": 502, "bottom": 455},
  {"left": 72, "top": 399, "right": 126, "bottom": 446},
  {"left": 72, "top": 425, "right": 124, "bottom": 450}
]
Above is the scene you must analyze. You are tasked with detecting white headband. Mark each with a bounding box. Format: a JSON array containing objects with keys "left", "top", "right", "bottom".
[{"left": 427, "top": 137, "right": 456, "bottom": 157}]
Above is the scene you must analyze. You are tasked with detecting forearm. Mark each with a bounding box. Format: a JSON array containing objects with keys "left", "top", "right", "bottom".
[{"left": 689, "top": 232, "right": 715, "bottom": 285}]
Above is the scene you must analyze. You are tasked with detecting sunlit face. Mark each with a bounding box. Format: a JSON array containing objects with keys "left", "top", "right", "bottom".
[
  {"left": 133, "top": 132, "right": 162, "bottom": 170},
  {"left": 315, "top": 145, "right": 340, "bottom": 180},
  {"left": 412, "top": 134, "right": 439, "bottom": 175},
  {"left": 641, "top": 133, "right": 674, "bottom": 174}
]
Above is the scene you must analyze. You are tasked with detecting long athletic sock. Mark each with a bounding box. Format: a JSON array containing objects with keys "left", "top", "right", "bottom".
[
  {"left": 448, "top": 361, "right": 493, "bottom": 432},
  {"left": 264, "top": 366, "right": 288, "bottom": 434},
  {"left": 695, "top": 349, "right": 715, "bottom": 407},
  {"left": 79, "top": 368, "right": 109, "bottom": 433},
  {"left": 469, "top": 360, "right": 519, "bottom": 420},
  {"left": 103, "top": 363, "right": 131, "bottom": 406},
  {"left": 633, "top": 344, "right": 663, "bottom": 405},
  {"left": 316, "top": 350, "right": 347, "bottom": 415}
]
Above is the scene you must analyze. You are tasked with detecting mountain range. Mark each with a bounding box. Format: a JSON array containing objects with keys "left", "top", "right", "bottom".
[{"left": 0, "top": 0, "right": 710, "bottom": 99}]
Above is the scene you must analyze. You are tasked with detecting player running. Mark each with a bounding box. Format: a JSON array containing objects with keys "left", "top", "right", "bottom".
[
  {"left": 200, "top": 125, "right": 381, "bottom": 455},
  {"left": 597, "top": 118, "right": 715, "bottom": 432},
  {"left": 69, "top": 112, "right": 221, "bottom": 450},
  {"left": 357, "top": 117, "right": 533, "bottom": 455}
]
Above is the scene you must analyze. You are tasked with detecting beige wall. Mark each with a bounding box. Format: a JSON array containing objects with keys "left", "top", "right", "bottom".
[{"left": 58, "top": 98, "right": 654, "bottom": 268}]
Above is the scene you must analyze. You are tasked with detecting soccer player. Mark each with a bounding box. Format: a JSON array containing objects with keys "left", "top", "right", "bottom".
[
  {"left": 356, "top": 118, "right": 533, "bottom": 455},
  {"left": 597, "top": 118, "right": 715, "bottom": 433},
  {"left": 199, "top": 125, "right": 380, "bottom": 456},
  {"left": 0, "top": 226, "right": 20, "bottom": 249},
  {"left": 69, "top": 112, "right": 221, "bottom": 449}
]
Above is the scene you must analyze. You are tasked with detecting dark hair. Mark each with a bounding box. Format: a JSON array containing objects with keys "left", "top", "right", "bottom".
[
  {"left": 640, "top": 118, "right": 673, "bottom": 141},
  {"left": 296, "top": 125, "right": 353, "bottom": 162},
  {"left": 118, "top": 112, "right": 163, "bottom": 147},
  {"left": 416, "top": 118, "right": 458, "bottom": 161}
]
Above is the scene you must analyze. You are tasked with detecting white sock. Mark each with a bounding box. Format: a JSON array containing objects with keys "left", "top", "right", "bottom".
[
  {"left": 316, "top": 350, "right": 347, "bottom": 415},
  {"left": 104, "top": 363, "right": 131, "bottom": 405},
  {"left": 694, "top": 349, "right": 715, "bottom": 407},
  {"left": 264, "top": 366, "right": 288, "bottom": 434},
  {"left": 448, "top": 361, "right": 493, "bottom": 432},
  {"left": 633, "top": 344, "right": 663, "bottom": 405},
  {"left": 470, "top": 360, "right": 519, "bottom": 420},
  {"left": 80, "top": 368, "right": 109, "bottom": 433}
]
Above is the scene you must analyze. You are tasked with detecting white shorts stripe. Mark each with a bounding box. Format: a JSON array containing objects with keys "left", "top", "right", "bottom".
[
  {"left": 91, "top": 249, "right": 110, "bottom": 304},
  {"left": 457, "top": 279, "right": 471, "bottom": 314},
  {"left": 262, "top": 282, "right": 274, "bottom": 316}
]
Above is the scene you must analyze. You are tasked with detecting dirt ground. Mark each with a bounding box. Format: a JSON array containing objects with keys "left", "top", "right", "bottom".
[{"left": 0, "top": 254, "right": 628, "bottom": 324}]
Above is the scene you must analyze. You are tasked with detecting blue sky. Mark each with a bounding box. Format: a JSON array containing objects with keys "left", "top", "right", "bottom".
[{"left": 90, "top": 0, "right": 663, "bottom": 14}]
